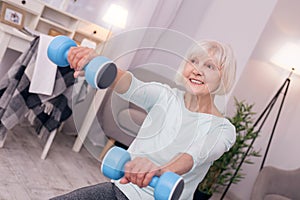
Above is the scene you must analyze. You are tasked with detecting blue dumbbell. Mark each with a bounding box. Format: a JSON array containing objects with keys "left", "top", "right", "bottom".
[
  {"left": 101, "top": 146, "right": 184, "bottom": 200},
  {"left": 47, "top": 35, "right": 117, "bottom": 89}
]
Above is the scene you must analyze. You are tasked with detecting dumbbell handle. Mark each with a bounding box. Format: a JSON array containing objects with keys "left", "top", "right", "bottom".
[
  {"left": 149, "top": 176, "right": 159, "bottom": 188},
  {"left": 63, "top": 50, "right": 70, "bottom": 65}
]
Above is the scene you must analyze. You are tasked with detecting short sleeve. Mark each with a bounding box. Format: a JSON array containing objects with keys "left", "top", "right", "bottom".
[{"left": 186, "top": 120, "right": 236, "bottom": 167}]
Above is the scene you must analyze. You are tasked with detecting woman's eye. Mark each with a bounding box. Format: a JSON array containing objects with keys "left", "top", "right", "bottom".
[{"left": 206, "top": 64, "right": 215, "bottom": 70}]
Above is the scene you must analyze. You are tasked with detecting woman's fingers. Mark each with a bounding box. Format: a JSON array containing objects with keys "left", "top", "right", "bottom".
[
  {"left": 67, "top": 46, "right": 98, "bottom": 78},
  {"left": 68, "top": 47, "right": 96, "bottom": 70},
  {"left": 123, "top": 161, "right": 135, "bottom": 184},
  {"left": 136, "top": 161, "right": 156, "bottom": 187},
  {"left": 68, "top": 47, "right": 82, "bottom": 69},
  {"left": 119, "top": 177, "right": 130, "bottom": 184},
  {"left": 73, "top": 70, "right": 85, "bottom": 78},
  {"left": 142, "top": 170, "right": 157, "bottom": 187},
  {"left": 122, "top": 157, "right": 159, "bottom": 188}
]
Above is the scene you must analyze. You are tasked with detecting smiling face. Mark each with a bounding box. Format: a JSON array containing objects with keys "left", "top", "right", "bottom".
[
  {"left": 182, "top": 53, "right": 222, "bottom": 95},
  {"left": 175, "top": 40, "right": 236, "bottom": 96}
]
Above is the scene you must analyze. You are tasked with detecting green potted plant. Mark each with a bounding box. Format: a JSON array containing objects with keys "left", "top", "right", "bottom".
[{"left": 194, "top": 98, "right": 261, "bottom": 200}]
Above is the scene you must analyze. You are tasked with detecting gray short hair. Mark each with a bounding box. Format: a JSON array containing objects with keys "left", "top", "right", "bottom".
[{"left": 175, "top": 40, "right": 236, "bottom": 95}]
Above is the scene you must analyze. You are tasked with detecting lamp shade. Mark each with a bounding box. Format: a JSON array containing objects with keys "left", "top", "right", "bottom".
[
  {"left": 102, "top": 4, "right": 128, "bottom": 29},
  {"left": 270, "top": 42, "right": 300, "bottom": 75}
]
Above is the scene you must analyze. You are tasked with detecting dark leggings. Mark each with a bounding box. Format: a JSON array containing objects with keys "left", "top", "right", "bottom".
[{"left": 50, "top": 182, "right": 129, "bottom": 200}]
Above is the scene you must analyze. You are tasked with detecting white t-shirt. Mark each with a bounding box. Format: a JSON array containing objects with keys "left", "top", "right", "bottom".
[{"left": 114, "top": 74, "right": 236, "bottom": 200}]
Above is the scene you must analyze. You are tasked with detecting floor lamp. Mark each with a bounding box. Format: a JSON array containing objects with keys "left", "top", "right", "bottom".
[
  {"left": 100, "top": 3, "right": 128, "bottom": 54},
  {"left": 72, "top": 4, "right": 128, "bottom": 152},
  {"left": 221, "top": 42, "right": 300, "bottom": 199}
]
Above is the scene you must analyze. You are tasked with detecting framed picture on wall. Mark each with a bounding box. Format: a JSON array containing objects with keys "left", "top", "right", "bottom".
[{"left": 0, "top": 2, "right": 25, "bottom": 29}]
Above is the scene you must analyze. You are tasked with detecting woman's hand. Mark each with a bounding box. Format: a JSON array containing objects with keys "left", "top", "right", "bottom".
[
  {"left": 67, "top": 46, "right": 98, "bottom": 78},
  {"left": 67, "top": 46, "right": 131, "bottom": 93},
  {"left": 119, "top": 157, "right": 162, "bottom": 188}
]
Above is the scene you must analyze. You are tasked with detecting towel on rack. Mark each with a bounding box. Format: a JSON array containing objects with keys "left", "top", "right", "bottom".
[
  {"left": 28, "top": 34, "right": 57, "bottom": 96},
  {"left": 0, "top": 36, "right": 75, "bottom": 143}
]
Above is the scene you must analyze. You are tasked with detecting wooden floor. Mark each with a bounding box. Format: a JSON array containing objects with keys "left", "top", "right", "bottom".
[
  {"left": 0, "top": 125, "right": 241, "bottom": 200},
  {"left": 0, "top": 125, "right": 109, "bottom": 200}
]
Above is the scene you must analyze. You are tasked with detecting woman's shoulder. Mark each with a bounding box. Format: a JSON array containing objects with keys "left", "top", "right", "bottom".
[
  {"left": 217, "top": 117, "right": 235, "bottom": 128},
  {"left": 209, "top": 117, "right": 236, "bottom": 136}
]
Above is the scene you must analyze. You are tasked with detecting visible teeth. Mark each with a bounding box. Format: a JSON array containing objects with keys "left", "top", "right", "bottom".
[{"left": 190, "top": 79, "right": 203, "bottom": 84}]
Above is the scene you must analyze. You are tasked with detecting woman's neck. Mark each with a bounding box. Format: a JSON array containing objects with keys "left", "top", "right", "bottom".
[{"left": 184, "top": 92, "right": 222, "bottom": 117}]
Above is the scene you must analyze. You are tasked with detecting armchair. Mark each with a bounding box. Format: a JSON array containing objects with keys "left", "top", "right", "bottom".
[{"left": 251, "top": 166, "right": 300, "bottom": 200}]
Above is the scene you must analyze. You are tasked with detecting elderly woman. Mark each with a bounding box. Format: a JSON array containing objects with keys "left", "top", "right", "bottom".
[{"left": 52, "top": 39, "right": 237, "bottom": 200}]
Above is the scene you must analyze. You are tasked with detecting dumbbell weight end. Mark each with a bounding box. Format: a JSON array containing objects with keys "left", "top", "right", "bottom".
[
  {"left": 101, "top": 147, "right": 130, "bottom": 180},
  {"left": 47, "top": 35, "right": 77, "bottom": 67},
  {"left": 85, "top": 56, "right": 117, "bottom": 89},
  {"left": 152, "top": 172, "right": 184, "bottom": 200}
]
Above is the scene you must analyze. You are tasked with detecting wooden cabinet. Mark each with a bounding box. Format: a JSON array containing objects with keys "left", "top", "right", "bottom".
[
  {"left": 0, "top": 0, "right": 110, "bottom": 45},
  {"left": 37, "top": 5, "right": 78, "bottom": 37},
  {"left": 74, "top": 20, "right": 111, "bottom": 44}
]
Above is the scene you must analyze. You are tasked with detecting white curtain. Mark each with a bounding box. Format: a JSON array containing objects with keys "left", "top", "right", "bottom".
[
  {"left": 98, "top": 0, "right": 214, "bottom": 81},
  {"left": 129, "top": 0, "right": 184, "bottom": 68},
  {"left": 127, "top": 0, "right": 213, "bottom": 76}
]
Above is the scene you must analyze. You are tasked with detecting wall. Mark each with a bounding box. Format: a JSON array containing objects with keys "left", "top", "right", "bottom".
[
  {"left": 227, "top": 0, "right": 300, "bottom": 198},
  {"left": 227, "top": 59, "right": 300, "bottom": 199},
  {"left": 194, "top": 0, "right": 279, "bottom": 113}
]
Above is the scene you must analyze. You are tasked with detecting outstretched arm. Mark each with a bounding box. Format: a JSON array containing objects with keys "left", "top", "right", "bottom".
[{"left": 67, "top": 46, "right": 132, "bottom": 94}]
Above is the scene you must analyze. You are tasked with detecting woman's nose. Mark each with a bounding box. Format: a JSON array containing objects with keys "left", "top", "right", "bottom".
[{"left": 192, "top": 67, "right": 203, "bottom": 76}]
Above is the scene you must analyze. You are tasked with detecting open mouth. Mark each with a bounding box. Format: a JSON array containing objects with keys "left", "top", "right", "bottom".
[{"left": 189, "top": 78, "right": 204, "bottom": 85}]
